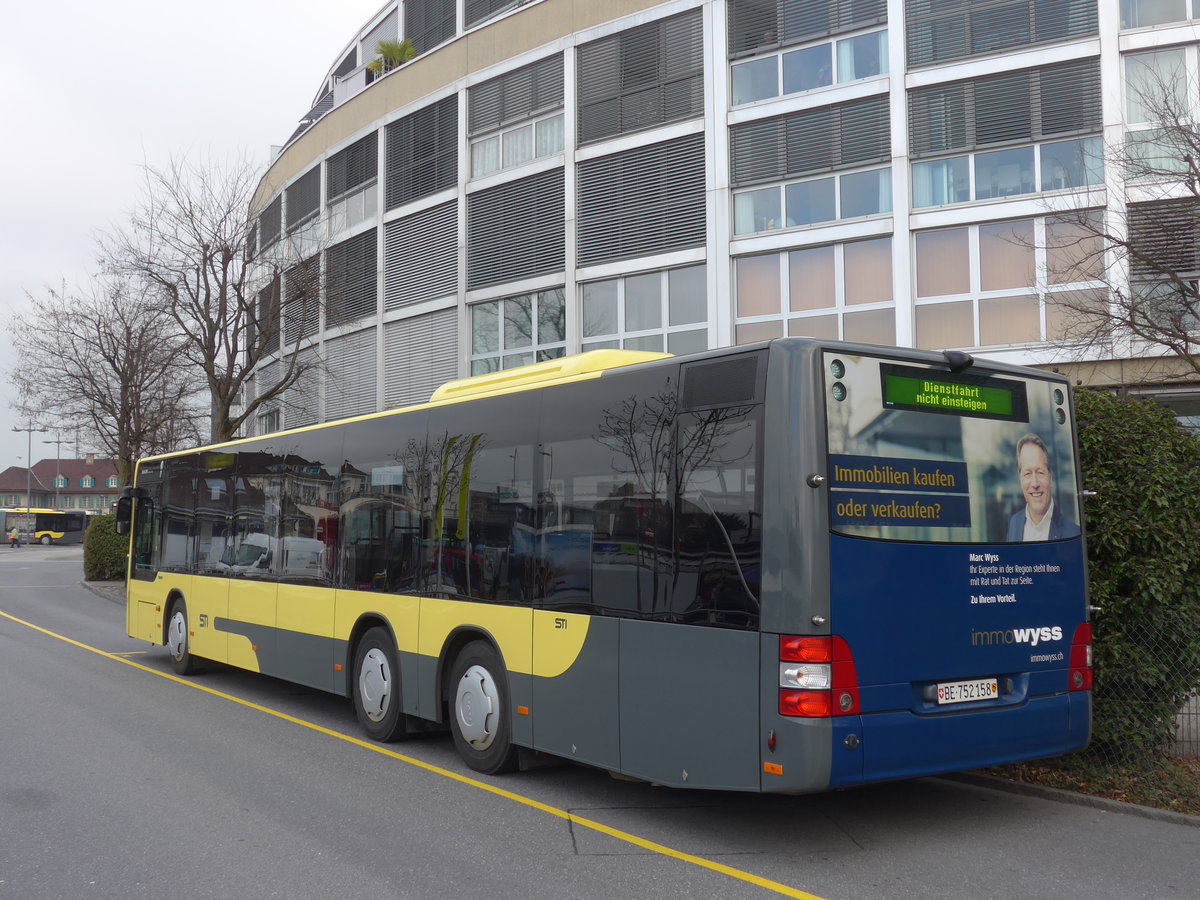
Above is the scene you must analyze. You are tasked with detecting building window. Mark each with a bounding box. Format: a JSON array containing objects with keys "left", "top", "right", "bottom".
[
  {"left": 384, "top": 201, "right": 458, "bottom": 310},
  {"left": 913, "top": 215, "right": 1106, "bottom": 349},
  {"left": 728, "top": 0, "right": 887, "bottom": 57},
  {"left": 259, "top": 196, "right": 282, "bottom": 250},
  {"left": 467, "top": 169, "right": 565, "bottom": 289},
  {"left": 734, "top": 166, "right": 891, "bottom": 234},
  {"left": 469, "top": 55, "right": 564, "bottom": 178},
  {"left": 106, "top": 476, "right": 119, "bottom": 488},
  {"left": 465, "top": 0, "right": 521, "bottom": 29},
  {"left": 907, "top": 0, "right": 1098, "bottom": 69},
  {"left": 1121, "top": 0, "right": 1195, "bottom": 29},
  {"left": 732, "top": 94, "right": 891, "bottom": 185},
  {"left": 257, "top": 409, "right": 281, "bottom": 436},
  {"left": 577, "top": 135, "right": 707, "bottom": 267},
  {"left": 577, "top": 10, "right": 704, "bottom": 145},
  {"left": 731, "top": 29, "right": 888, "bottom": 105},
  {"left": 325, "top": 229, "right": 377, "bottom": 327},
  {"left": 283, "top": 257, "right": 321, "bottom": 345},
  {"left": 471, "top": 289, "right": 567, "bottom": 374},
  {"left": 1125, "top": 47, "right": 1187, "bottom": 124},
  {"left": 734, "top": 239, "right": 894, "bottom": 345},
  {"left": 285, "top": 167, "right": 321, "bottom": 232},
  {"left": 80, "top": 476, "right": 95, "bottom": 489},
  {"left": 1127, "top": 198, "right": 1200, "bottom": 311},
  {"left": 52, "top": 475, "right": 67, "bottom": 489},
  {"left": 471, "top": 113, "right": 564, "bottom": 178},
  {"left": 385, "top": 95, "right": 458, "bottom": 210},
  {"left": 404, "top": 0, "right": 455, "bottom": 55},
  {"left": 581, "top": 264, "right": 709, "bottom": 355},
  {"left": 327, "top": 132, "right": 378, "bottom": 238},
  {"left": 910, "top": 59, "right": 1103, "bottom": 207}
]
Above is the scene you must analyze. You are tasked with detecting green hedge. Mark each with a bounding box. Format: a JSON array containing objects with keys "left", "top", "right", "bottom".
[
  {"left": 83, "top": 514, "right": 130, "bottom": 582},
  {"left": 1076, "top": 388, "right": 1200, "bottom": 760}
]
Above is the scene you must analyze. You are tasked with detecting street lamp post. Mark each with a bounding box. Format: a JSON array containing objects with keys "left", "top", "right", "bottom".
[
  {"left": 12, "top": 424, "right": 50, "bottom": 540},
  {"left": 43, "top": 435, "right": 67, "bottom": 509}
]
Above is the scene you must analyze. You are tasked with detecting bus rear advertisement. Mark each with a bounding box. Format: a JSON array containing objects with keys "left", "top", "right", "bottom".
[{"left": 116, "top": 340, "right": 1090, "bottom": 793}]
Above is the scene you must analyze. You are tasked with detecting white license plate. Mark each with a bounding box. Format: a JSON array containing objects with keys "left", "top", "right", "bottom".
[{"left": 936, "top": 677, "right": 999, "bottom": 705}]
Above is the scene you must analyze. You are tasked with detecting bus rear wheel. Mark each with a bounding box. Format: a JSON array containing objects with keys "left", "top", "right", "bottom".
[
  {"left": 353, "top": 627, "right": 409, "bottom": 742},
  {"left": 448, "top": 641, "right": 519, "bottom": 775},
  {"left": 39, "top": 535, "right": 50, "bottom": 545},
  {"left": 166, "top": 599, "right": 199, "bottom": 675}
]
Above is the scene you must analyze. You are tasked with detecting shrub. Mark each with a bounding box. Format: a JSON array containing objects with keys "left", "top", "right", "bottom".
[
  {"left": 1075, "top": 388, "right": 1200, "bottom": 761},
  {"left": 83, "top": 514, "right": 130, "bottom": 582}
]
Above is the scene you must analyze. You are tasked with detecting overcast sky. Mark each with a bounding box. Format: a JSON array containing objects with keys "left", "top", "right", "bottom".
[{"left": 0, "top": 0, "right": 381, "bottom": 472}]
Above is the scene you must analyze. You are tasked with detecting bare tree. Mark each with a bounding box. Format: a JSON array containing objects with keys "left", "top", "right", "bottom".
[
  {"left": 103, "top": 153, "right": 323, "bottom": 443},
  {"left": 1044, "top": 58, "right": 1200, "bottom": 380},
  {"left": 8, "top": 274, "right": 203, "bottom": 484}
]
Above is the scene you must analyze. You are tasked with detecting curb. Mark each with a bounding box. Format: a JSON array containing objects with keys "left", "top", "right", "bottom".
[
  {"left": 80, "top": 581, "right": 126, "bottom": 606},
  {"left": 941, "top": 771, "right": 1200, "bottom": 827}
]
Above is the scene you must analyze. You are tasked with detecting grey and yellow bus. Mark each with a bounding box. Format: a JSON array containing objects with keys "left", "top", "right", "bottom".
[
  {"left": 3, "top": 508, "right": 88, "bottom": 545},
  {"left": 116, "top": 341, "right": 1091, "bottom": 792}
]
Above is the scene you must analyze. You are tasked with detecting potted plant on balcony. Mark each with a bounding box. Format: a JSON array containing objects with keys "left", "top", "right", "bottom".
[{"left": 366, "top": 39, "right": 416, "bottom": 76}]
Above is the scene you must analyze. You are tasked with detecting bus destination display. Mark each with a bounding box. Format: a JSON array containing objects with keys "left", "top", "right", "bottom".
[{"left": 880, "top": 364, "right": 1028, "bottom": 422}]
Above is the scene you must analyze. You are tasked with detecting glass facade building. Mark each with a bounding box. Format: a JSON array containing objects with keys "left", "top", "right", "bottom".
[{"left": 244, "top": 0, "right": 1200, "bottom": 434}]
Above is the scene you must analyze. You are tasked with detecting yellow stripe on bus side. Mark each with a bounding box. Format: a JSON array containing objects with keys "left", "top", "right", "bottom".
[{"left": 0, "top": 608, "right": 827, "bottom": 900}]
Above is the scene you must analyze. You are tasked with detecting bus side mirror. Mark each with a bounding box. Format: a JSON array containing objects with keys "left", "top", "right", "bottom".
[{"left": 114, "top": 496, "right": 132, "bottom": 535}]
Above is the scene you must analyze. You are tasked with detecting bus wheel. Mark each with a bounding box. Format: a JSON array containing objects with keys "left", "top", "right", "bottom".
[
  {"left": 353, "top": 627, "right": 409, "bottom": 742},
  {"left": 39, "top": 535, "right": 51, "bottom": 545},
  {"left": 166, "top": 599, "right": 199, "bottom": 675},
  {"left": 449, "top": 641, "right": 519, "bottom": 775}
]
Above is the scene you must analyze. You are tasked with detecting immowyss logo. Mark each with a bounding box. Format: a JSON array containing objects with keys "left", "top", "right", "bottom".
[{"left": 971, "top": 625, "right": 1063, "bottom": 647}]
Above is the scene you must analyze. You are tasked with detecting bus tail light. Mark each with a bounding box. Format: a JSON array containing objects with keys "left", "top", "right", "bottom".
[
  {"left": 778, "top": 635, "right": 860, "bottom": 717},
  {"left": 1069, "top": 623, "right": 1092, "bottom": 691}
]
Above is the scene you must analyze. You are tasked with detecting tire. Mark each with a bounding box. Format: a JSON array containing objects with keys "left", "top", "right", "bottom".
[
  {"left": 39, "top": 535, "right": 51, "bottom": 545},
  {"left": 353, "top": 627, "right": 409, "bottom": 742},
  {"left": 448, "top": 640, "right": 519, "bottom": 775},
  {"left": 165, "top": 598, "right": 199, "bottom": 675}
]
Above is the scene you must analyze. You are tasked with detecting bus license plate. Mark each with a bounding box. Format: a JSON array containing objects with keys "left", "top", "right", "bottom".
[{"left": 936, "top": 678, "right": 999, "bottom": 705}]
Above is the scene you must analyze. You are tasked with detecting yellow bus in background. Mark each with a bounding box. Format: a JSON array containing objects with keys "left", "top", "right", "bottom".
[{"left": 2, "top": 508, "right": 88, "bottom": 544}]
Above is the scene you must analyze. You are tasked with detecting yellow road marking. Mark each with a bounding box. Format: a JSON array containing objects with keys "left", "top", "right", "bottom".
[{"left": 0, "top": 608, "right": 825, "bottom": 900}]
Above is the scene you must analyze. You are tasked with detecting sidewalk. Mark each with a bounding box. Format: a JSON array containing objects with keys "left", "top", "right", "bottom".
[{"left": 82, "top": 580, "right": 126, "bottom": 605}]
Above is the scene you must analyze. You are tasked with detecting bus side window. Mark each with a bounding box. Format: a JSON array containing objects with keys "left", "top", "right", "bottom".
[
  {"left": 338, "top": 411, "right": 426, "bottom": 594},
  {"left": 163, "top": 456, "right": 199, "bottom": 574},
  {"left": 425, "top": 396, "right": 535, "bottom": 603},
  {"left": 539, "top": 367, "right": 676, "bottom": 617},
  {"left": 673, "top": 407, "right": 762, "bottom": 629}
]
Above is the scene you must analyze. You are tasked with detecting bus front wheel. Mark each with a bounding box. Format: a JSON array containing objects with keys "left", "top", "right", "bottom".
[
  {"left": 353, "top": 627, "right": 409, "bottom": 742},
  {"left": 449, "top": 641, "right": 519, "bottom": 775},
  {"left": 39, "top": 535, "right": 50, "bottom": 545},
  {"left": 166, "top": 599, "right": 199, "bottom": 675}
]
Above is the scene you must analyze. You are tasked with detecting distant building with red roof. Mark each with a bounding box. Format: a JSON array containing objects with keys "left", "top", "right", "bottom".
[{"left": 0, "top": 454, "right": 120, "bottom": 511}]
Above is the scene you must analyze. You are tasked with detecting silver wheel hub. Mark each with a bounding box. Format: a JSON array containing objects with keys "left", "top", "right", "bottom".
[
  {"left": 167, "top": 610, "right": 187, "bottom": 660},
  {"left": 359, "top": 648, "right": 392, "bottom": 723},
  {"left": 455, "top": 664, "right": 499, "bottom": 750}
]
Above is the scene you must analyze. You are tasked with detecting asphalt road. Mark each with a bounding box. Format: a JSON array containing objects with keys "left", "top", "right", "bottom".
[{"left": 1, "top": 545, "right": 1197, "bottom": 900}]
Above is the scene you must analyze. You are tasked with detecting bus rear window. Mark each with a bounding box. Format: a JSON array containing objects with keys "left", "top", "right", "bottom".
[{"left": 824, "top": 353, "right": 1080, "bottom": 544}]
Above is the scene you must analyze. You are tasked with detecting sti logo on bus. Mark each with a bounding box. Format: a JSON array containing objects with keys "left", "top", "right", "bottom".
[{"left": 971, "top": 625, "right": 1063, "bottom": 647}]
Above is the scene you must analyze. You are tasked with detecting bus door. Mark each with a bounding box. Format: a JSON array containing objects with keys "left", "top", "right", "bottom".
[
  {"left": 615, "top": 391, "right": 765, "bottom": 791},
  {"left": 821, "top": 351, "right": 1090, "bottom": 785},
  {"left": 273, "top": 434, "right": 342, "bottom": 693},
  {"left": 223, "top": 461, "right": 280, "bottom": 675}
]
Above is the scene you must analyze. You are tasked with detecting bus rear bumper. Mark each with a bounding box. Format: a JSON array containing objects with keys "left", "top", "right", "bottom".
[{"left": 829, "top": 691, "right": 1090, "bottom": 788}]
